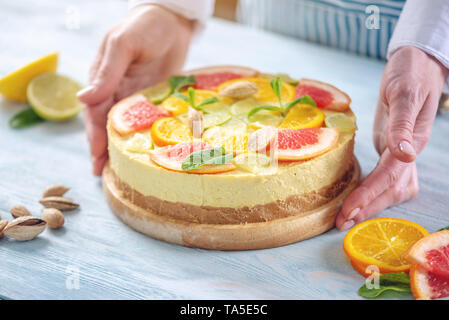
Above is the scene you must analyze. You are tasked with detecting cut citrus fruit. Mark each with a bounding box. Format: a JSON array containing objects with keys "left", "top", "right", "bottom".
[
  {"left": 324, "top": 112, "right": 357, "bottom": 133},
  {"left": 279, "top": 104, "right": 324, "bottom": 129},
  {"left": 111, "top": 94, "right": 170, "bottom": 136},
  {"left": 186, "top": 65, "right": 258, "bottom": 90},
  {"left": 275, "top": 128, "right": 339, "bottom": 161},
  {"left": 27, "top": 72, "right": 83, "bottom": 121},
  {"left": 149, "top": 142, "right": 235, "bottom": 174},
  {"left": 230, "top": 98, "right": 258, "bottom": 116},
  {"left": 248, "top": 110, "right": 283, "bottom": 130},
  {"left": 406, "top": 230, "right": 449, "bottom": 279},
  {"left": 248, "top": 127, "right": 277, "bottom": 153},
  {"left": 139, "top": 81, "right": 171, "bottom": 104},
  {"left": 201, "top": 100, "right": 232, "bottom": 129},
  {"left": 0, "top": 52, "right": 58, "bottom": 102},
  {"left": 161, "top": 89, "right": 216, "bottom": 115},
  {"left": 203, "top": 118, "right": 249, "bottom": 155},
  {"left": 233, "top": 152, "right": 272, "bottom": 173},
  {"left": 344, "top": 217, "right": 429, "bottom": 275},
  {"left": 259, "top": 72, "right": 299, "bottom": 85},
  {"left": 218, "top": 77, "right": 295, "bottom": 105},
  {"left": 409, "top": 264, "right": 449, "bottom": 300},
  {"left": 295, "top": 79, "right": 351, "bottom": 111},
  {"left": 125, "top": 133, "right": 153, "bottom": 153},
  {"left": 151, "top": 117, "right": 192, "bottom": 146}
]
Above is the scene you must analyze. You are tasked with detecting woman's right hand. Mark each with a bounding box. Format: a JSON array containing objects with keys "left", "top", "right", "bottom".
[{"left": 78, "top": 4, "right": 194, "bottom": 176}]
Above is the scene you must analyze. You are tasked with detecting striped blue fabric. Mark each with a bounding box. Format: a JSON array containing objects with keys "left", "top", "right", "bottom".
[{"left": 236, "top": 0, "right": 405, "bottom": 60}]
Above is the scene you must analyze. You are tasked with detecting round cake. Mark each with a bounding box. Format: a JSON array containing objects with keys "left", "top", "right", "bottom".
[{"left": 103, "top": 65, "right": 360, "bottom": 250}]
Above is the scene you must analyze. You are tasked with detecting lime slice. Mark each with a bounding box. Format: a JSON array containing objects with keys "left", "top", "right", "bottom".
[
  {"left": 0, "top": 52, "right": 58, "bottom": 102},
  {"left": 125, "top": 133, "right": 153, "bottom": 153},
  {"left": 27, "top": 72, "right": 83, "bottom": 121},
  {"left": 324, "top": 112, "right": 357, "bottom": 133},
  {"left": 233, "top": 152, "right": 272, "bottom": 173},
  {"left": 259, "top": 72, "right": 299, "bottom": 85},
  {"left": 139, "top": 81, "right": 171, "bottom": 104},
  {"left": 199, "top": 100, "right": 232, "bottom": 129},
  {"left": 248, "top": 110, "right": 283, "bottom": 130},
  {"left": 230, "top": 97, "right": 258, "bottom": 116}
]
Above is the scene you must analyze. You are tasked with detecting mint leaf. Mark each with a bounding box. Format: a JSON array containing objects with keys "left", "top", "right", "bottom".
[
  {"left": 197, "top": 97, "right": 219, "bottom": 108},
  {"left": 9, "top": 107, "right": 45, "bottom": 129},
  {"left": 181, "top": 147, "right": 233, "bottom": 171},
  {"left": 168, "top": 75, "right": 195, "bottom": 93},
  {"left": 248, "top": 105, "right": 281, "bottom": 118},
  {"left": 172, "top": 92, "right": 189, "bottom": 102},
  {"left": 284, "top": 95, "right": 316, "bottom": 112},
  {"left": 439, "top": 226, "right": 449, "bottom": 231},
  {"left": 358, "top": 272, "right": 411, "bottom": 299},
  {"left": 270, "top": 77, "right": 283, "bottom": 108}
]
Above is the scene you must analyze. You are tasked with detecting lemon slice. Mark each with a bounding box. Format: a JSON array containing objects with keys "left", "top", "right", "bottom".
[
  {"left": 0, "top": 52, "right": 58, "bottom": 102},
  {"left": 139, "top": 81, "right": 171, "bottom": 104},
  {"left": 233, "top": 152, "right": 272, "bottom": 173},
  {"left": 324, "top": 112, "right": 357, "bottom": 133},
  {"left": 26, "top": 72, "right": 83, "bottom": 121}
]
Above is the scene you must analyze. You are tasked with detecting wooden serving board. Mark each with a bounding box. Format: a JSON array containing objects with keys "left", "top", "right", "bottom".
[{"left": 102, "top": 158, "right": 360, "bottom": 250}]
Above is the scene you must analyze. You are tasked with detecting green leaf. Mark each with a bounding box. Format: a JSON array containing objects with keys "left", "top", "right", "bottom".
[
  {"left": 168, "top": 75, "right": 195, "bottom": 93},
  {"left": 9, "top": 107, "right": 45, "bottom": 129},
  {"left": 197, "top": 97, "right": 219, "bottom": 108},
  {"left": 172, "top": 92, "right": 189, "bottom": 102},
  {"left": 248, "top": 105, "right": 281, "bottom": 118},
  {"left": 358, "top": 272, "right": 411, "bottom": 299},
  {"left": 181, "top": 147, "right": 233, "bottom": 171},
  {"left": 439, "top": 226, "right": 449, "bottom": 231},
  {"left": 284, "top": 95, "right": 317, "bottom": 112},
  {"left": 270, "top": 77, "right": 282, "bottom": 106}
]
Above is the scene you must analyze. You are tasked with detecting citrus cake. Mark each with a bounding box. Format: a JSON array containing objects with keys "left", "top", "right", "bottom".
[{"left": 103, "top": 65, "right": 360, "bottom": 250}]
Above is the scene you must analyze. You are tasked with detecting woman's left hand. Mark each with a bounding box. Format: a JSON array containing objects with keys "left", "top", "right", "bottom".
[{"left": 336, "top": 46, "right": 448, "bottom": 230}]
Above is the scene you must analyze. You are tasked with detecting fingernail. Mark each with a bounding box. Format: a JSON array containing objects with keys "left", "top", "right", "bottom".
[
  {"left": 399, "top": 140, "right": 415, "bottom": 157},
  {"left": 341, "top": 220, "right": 355, "bottom": 230},
  {"left": 77, "top": 85, "right": 95, "bottom": 97},
  {"left": 347, "top": 207, "right": 360, "bottom": 220}
]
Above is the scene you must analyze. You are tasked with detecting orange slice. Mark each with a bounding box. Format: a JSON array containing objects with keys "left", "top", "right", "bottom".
[
  {"left": 344, "top": 217, "right": 429, "bottom": 275},
  {"left": 160, "top": 89, "right": 216, "bottom": 115},
  {"left": 409, "top": 264, "right": 449, "bottom": 300},
  {"left": 217, "top": 77, "right": 295, "bottom": 105},
  {"left": 279, "top": 104, "right": 325, "bottom": 129},
  {"left": 151, "top": 117, "right": 192, "bottom": 146}
]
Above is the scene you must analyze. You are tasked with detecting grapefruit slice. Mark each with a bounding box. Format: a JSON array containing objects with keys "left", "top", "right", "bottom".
[
  {"left": 410, "top": 264, "right": 449, "bottom": 300},
  {"left": 406, "top": 230, "right": 449, "bottom": 279},
  {"left": 275, "top": 128, "right": 339, "bottom": 161},
  {"left": 149, "top": 142, "right": 235, "bottom": 174},
  {"left": 295, "top": 79, "right": 351, "bottom": 111},
  {"left": 111, "top": 94, "right": 170, "bottom": 136},
  {"left": 185, "top": 65, "right": 259, "bottom": 90}
]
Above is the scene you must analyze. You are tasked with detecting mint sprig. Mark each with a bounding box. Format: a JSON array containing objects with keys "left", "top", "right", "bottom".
[
  {"left": 358, "top": 272, "right": 411, "bottom": 299},
  {"left": 168, "top": 75, "right": 195, "bottom": 93},
  {"left": 173, "top": 87, "right": 218, "bottom": 111},
  {"left": 181, "top": 147, "right": 233, "bottom": 171},
  {"left": 248, "top": 77, "right": 316, "bottom": 118}
]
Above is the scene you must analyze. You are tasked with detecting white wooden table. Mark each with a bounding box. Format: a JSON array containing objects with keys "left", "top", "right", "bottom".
[{"left": 1, "top": 0, "right": 448, "bottom": 300}]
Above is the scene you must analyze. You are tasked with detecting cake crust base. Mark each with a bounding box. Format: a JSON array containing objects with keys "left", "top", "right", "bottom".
[{"left": 102, "top": 158, "right": 360, "bottom": 250}]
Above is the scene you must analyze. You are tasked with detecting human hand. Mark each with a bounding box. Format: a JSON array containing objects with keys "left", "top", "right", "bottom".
[
  {"left": 336, "top": 46, "right": 448, "bottom": 230},
  {"left": 78, "top": 4, "right": 194, "bottom": 176}
]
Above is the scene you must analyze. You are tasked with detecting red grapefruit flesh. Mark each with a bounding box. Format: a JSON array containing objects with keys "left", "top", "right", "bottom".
[
  {"left": 410, "top": 264, "right": 449, "bottom": 300},
  {"left": 406, "top": 230, "right": 449, "bottom": 279},
  {"left": 111, "top": 94, "right": 170, "bottom": 136},
  {"left": 274, "top": 128, "right": 339, "bottom": 161},
  {"left": 295, "top": 79, "right": 351, "bottom": 111},
  {"left": 184, "top": 65, "right": 259, "bottom": 90},
  {"left": 149, "top": 141, "right": 235, "bottom": 174}
]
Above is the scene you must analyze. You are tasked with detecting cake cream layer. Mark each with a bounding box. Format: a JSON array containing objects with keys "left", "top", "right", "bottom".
[{"left": 107, "top": 118, "right": 355, "bottom": 208}]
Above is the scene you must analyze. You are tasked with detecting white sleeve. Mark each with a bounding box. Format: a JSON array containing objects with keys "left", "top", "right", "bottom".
[
  {"left": 129, "top": 0, "right": 215, "bottom": 35},
  {"left": 387, "top": 0, "right": 449, "bottom": 93}
]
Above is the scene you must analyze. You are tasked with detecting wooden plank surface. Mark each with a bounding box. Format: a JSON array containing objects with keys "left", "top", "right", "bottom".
[{"left": 1, "top": 0, "right": 448, "bottom": 300}]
